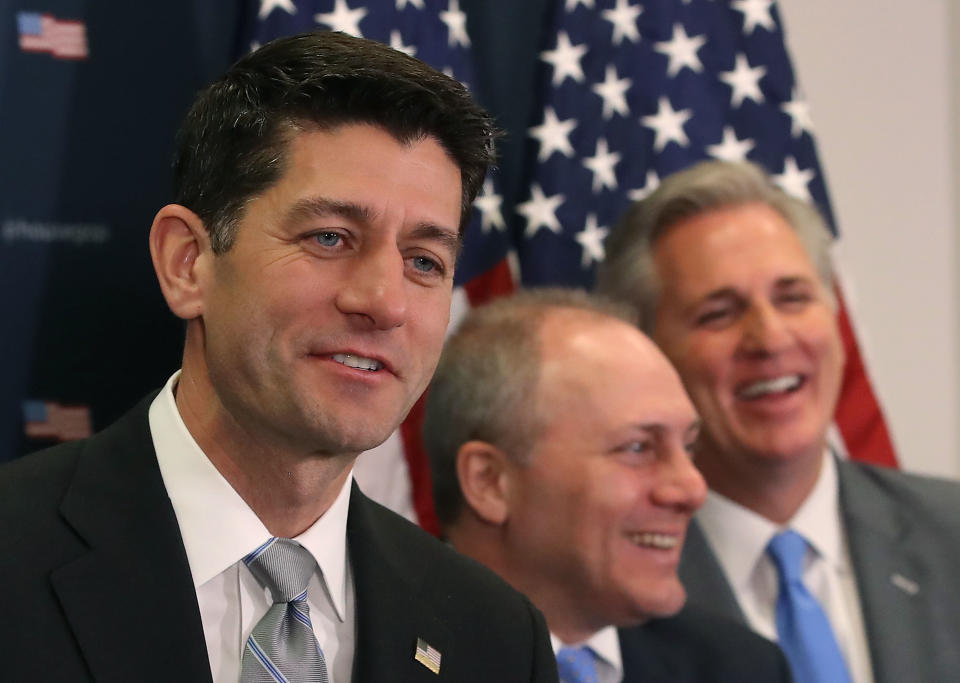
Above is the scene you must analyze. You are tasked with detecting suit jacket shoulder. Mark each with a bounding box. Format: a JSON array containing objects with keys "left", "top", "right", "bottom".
[
  {"left": 0, "top": 393, "right": 212, "bottom": 682},
  {"left": 347, "top": 486, "right": 557, "bottom": 683},
  {"left": 838, "top": 460, "right": 960, "bottom": 683},
  {"left": 618, "top": 607, "right": 790, "bottom": 683}
]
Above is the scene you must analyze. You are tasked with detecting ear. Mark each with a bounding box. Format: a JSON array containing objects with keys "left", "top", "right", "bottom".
[
  {"left": 149, "top": 204, "right": 211, "bottom": 320},
  {"left": 456, "top": 440, "right": 512, "bottom": 526}
]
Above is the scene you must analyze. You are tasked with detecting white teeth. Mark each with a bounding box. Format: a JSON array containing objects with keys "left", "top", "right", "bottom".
[
  {"left": 629, "top": 533, "right": 679, "bottom": 549},
  {"left": 738, "top": 374, "right": 802, "bottom": 399},
  {"left": 332, "top": 353, "right": 383, "bottom": 371}
]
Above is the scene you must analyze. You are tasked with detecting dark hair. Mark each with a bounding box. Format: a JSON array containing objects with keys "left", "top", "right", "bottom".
[{"left": 173, "top": 30, "right": 498, "bottom": 253}]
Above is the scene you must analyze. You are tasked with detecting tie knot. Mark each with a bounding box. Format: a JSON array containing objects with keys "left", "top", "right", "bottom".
[
  {"left": 767, "top": 529, "right": 809, "bottom": 582},
  {"left": 244, "top": 537, "right": 317, "bottom": 603},
  {"left": 556, "top": 646, "right": 598, "bottom": 683}
]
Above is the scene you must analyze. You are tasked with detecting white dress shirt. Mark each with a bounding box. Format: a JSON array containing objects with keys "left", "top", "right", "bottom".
[
  {"left": 696, "top": 451, "right": 873, "bottom": 683},
  {"left": 149, "top": 371, "right": 356, "bottom": 683},
  {"left": 551, "top": 626, "right": 623, "bottom": 683}
]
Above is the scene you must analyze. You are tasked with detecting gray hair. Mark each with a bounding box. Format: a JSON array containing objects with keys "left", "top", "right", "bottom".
[
  {"left": 423, "top": 288, "right": 637, "bottom": 530},
  {"left": 596, "top": 160, "right": 835, "bottom": 333}
]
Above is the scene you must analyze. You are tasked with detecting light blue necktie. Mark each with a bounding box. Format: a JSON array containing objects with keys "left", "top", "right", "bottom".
[
  {"left": 240, "top": 537, "right": 329, "bottom": 683},
  {"left": 767, "top": 530, "right": 853, "bottom": 683},
  {"left": 556, "top": 645, "right": 599, "bottom": 683}
]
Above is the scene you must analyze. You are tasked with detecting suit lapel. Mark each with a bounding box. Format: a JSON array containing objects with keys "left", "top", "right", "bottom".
[
  {"left": 51, "top": 396, "right": 212, "bottom": 683},
  {"left": 678, "top": 520, "right": 746, "bottom": 624},
  {"left": 837, "top": 460, "right": 945, "bottom": 683},
  {"left": 347, "top": 486, "right": 453, "bottom": 682}
]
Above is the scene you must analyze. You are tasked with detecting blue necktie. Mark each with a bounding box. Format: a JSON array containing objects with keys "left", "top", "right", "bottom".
[
  {"left": 556, "top": 646, "right": 598, "bottom": 683},
  {"left": 767, "top": 530, "right": 852, "bottom": 683}
]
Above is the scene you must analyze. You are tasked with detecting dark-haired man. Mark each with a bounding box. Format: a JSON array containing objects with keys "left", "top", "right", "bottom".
[
  {"left": 424, "top": 288, "right": 792, "bottom": 683},
  {"left": 598, "top": 160, "right": 960, "bottom": 683},
  {"left": 0, "top": 32, "right": 556, "bottom": 683}
]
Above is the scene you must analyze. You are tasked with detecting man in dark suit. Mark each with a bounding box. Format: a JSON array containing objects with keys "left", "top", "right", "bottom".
[
  {"left": 597, "top": 159, "right": 960, "bottom": 683},
  {"left": 423, "top": 289, "right": 792, "bottom": 683},
  {"left": 0, "top": 31, "right": 556, "bottom": 682}
]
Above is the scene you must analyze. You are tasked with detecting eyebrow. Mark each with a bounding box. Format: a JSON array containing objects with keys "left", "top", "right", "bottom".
[{"left": 285, "top": 197, "right": 372, "bottom": 226}]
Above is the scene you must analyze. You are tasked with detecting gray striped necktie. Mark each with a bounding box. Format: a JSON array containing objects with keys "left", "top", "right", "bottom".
[{"left": 240, "top": 537, "right": 330, "bottom": 683}]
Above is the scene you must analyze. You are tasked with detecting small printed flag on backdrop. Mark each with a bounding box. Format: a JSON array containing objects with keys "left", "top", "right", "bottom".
[{"left": 17, "top": 12, "right": 89, "bottom": 60}]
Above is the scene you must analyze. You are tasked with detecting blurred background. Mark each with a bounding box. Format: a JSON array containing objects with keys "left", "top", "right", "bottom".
[{"left": 2, "top": 0, "right": 956, "bottom": 502}]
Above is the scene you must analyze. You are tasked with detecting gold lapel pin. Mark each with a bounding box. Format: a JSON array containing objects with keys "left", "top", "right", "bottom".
[{"left": 414, "top": 637, "right": 442, "bottom": 674}]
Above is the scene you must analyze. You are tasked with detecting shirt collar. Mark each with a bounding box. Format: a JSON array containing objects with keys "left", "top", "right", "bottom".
[
  {"left": 550, "top": 625, "right": 623, "bottom": 680},
  {"left": 695, "top": 449, "right": 846, "bottom": 588},
  {"left": 149, "top": 370, "right": 353, "bottom": 621}
]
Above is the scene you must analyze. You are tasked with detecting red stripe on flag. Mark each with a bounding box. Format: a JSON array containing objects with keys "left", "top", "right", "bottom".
[
  {"left": 463, "top": 257, "right": 515, "bottom": 306},
  {"left": 834, "top": 288, "right": 898, "bottom": 468}
]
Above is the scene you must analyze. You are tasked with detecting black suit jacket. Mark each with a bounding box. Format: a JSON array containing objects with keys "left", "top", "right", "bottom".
[
  {"left": 619, "top": 607, "right": 792, "bottom": 682},
  {"left": 0, "top": 394, "right": 557, "bottom": 682}
]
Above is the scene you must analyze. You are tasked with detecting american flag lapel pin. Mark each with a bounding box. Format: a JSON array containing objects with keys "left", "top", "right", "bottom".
[{"left": 414, "top": 637, "right": 442, "bottom": 674}]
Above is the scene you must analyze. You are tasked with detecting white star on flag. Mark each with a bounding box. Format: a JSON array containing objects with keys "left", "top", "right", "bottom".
[
  {"left": 719, "top": 53, "right": 766, "bottom": 108},
  {"left": 396, "top": 0, "right": 424, "bottom": 9},
  {"left": 628, "top": 170, "right": 660, "bottom": 202},
  {"left": 582, "top": 138, "right": 621, "bottom": 193},
  {"left": 707, "top": 126, "right": 755, "bottom": 162},
  {"left": 601, "top": 0, "right": 642, "bottom": 45},
  {"left": 782, "top": 89, "right": 815, "bottom": 138},
  {"left": 566, "top": 0, "right": 595, "bottom": 9},
  {"left": 440, "top": 0, "right": 470, "bottom": 47},
  {"left": 518, "top": 184, "right": 565, "bottom": 237},
  {"left": 655, "top": 23, "right": 707, "bottom": 77},
  {"left": 259, "top": 0, "right": 296, "bottom": 20},
  {"left": 575, "top": 214, "right": 609, "bottom": 268},
  {"left": 314, "top": 0, "right": 367, "bottom": 37},
  {"left": 592, "top": 65, "right": 632, "bottom": 119},
  {"left": 641, "top": 97, "right": 693, "bottom": 152},
  {"left": 529, "top": 107, "right": 577, "bottom": 161},
  {"left": 473, "top": 179, "right": 505, "bottom": 233},
  {"left": 773, "top": 156, "right": 815, "bottom": 202},
  {"left": 540, "top": 31, "right": 588, "bottom": 86},
  {"left": 389, "top": 30, "right": 416, "bottom": 57},
  {"left": 732, "top": 0, "right": 776, "bottom": 35}
]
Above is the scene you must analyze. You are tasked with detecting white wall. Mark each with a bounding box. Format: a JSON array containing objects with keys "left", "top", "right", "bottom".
[{"left": 778, "top": 0, "right": 959, "bottom": 478}]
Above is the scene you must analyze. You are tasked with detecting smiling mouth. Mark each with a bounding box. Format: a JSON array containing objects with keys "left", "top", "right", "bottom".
[
  {"left": 737, "top": 374, "right": 804, "bottom": 400},
  {"left": 331, "top": 353, "right": 384, "bottom": 372},
  {"left": 627, "top": 532, "right": 680, "bottom": 549}
]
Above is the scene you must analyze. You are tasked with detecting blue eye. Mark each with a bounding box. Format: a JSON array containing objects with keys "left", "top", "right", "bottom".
[
  {"left": 412, "top": 256, "right": 439, "bottom": 273},
  {"left": 314, "top": 232, "right": 341, "bottom": 247}
]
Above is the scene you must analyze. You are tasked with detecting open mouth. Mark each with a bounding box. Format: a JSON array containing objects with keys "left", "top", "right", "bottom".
[
  {"left": 736, "top": 374, "right": 804, "bottom": 400},
  {"left": 627, "top": 532, "right": 679, "bottom": 549},
  {"left": 331, "top": 353, "right": 384, "bottom": 372}
]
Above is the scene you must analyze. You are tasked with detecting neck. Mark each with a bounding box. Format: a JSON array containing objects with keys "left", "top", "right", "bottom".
[
  {"left": 175, "top": 354, "right": 354, "bottom": 538},
  {"left": 449, "top": 518, "right": 603, "bottom": 645},
  {"left": 696, "top": 439, "right": 825, "bottom": 524}
]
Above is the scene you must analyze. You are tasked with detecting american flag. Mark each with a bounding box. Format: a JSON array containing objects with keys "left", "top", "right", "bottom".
[
  {"left": 244, "top": 0, "right": 515, "bottom": 533},
  {"left": 516, "top": 0, "right": 897, "bottom": 468},
  {"left": 22, "top": 400, "right": 92, "bottom": 442},
  {"left": 17, "top": 12, "right": 89, "bottom": 60},
  {"left": 414, "top": 637, "right": 442, "bottom": 674}
]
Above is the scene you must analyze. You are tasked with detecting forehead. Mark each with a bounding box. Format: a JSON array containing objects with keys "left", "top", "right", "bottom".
[
  {"left": 653, "top": 202, "right": 818, "bottom": 298},
  {"left": 268, "top": 123, "right": 462, "bottom": 220},
  {"left": 536, "top": 312, "right": 695, "bottom": 425}
]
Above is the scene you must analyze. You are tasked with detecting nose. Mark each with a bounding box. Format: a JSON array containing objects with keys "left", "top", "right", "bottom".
[
  {"left": 335, "top": 242, "right": 408, "bottom": 330},
  {"left": 738, "top": 300, "right": 792, "bottom": 356},
  {"left": 651, "top": 446, "right": 708, "bottom": 513}
]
